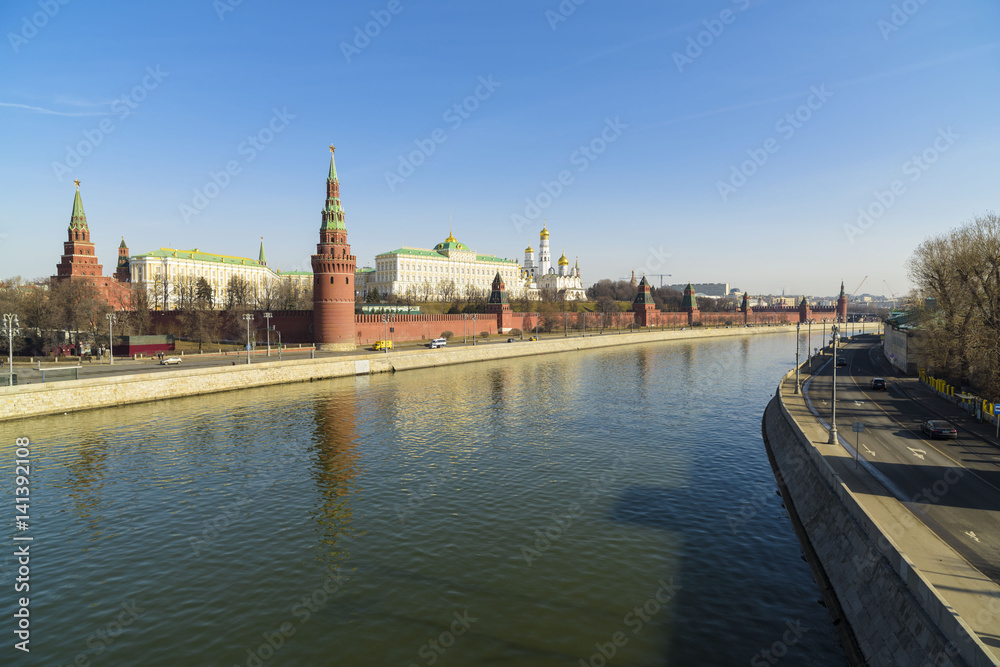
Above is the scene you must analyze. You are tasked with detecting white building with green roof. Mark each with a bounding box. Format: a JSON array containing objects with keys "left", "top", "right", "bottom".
[
  {"left": 358, "top": 231, "right": 523, "bottom": 301},
  {"left": 129, "top": 239, "right": 312, "bottom": 309}
]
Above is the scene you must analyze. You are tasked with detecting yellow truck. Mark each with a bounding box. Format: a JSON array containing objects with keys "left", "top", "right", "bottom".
[{"left": 373, "top": 340, "right": 393, "bottom": 350}]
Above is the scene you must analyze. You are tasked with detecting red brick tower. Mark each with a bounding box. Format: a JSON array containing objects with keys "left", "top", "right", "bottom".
[
  {"left": 55, "top": 180, "right": 104, "bottom": 279},
  {"left": 631, "top": 275, "right": 656, "bottom": 326},
  {"left": 798, "top": 296, "right": 810, "bottom": 323},
  {"left": 681, "top": 282, "right": 699, "bottom": 326},
  {"left": 836, "top": 280, "right": 848, "bottom": 322},
  {"left": 311, "top": 146, "right": 357, "bottom": 351},
  {"left": 114, "top": 237, "right": 130, "bottom": 283},
  {"left": 486, "top": 271, "right": 512, "bottom": 331},
  {"left": 741, "top": 292, "right": 752, "bottom": 325}
]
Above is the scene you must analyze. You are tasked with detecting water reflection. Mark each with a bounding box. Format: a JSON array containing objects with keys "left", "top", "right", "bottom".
[
  {"left": 310, "top": 393, "right": 363, "bottom": 572},
  {"left": 64, "top": 435, "right": 112, "bottom": 539}
]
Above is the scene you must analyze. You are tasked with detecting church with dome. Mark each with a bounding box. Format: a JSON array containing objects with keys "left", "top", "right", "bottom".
[{"left": 521, "top": 223, "right": 586, "bottom": 300}]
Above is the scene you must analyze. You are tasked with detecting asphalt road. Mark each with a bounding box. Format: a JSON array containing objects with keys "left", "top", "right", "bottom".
[
  {"left": 5, "top": 332, "right": 595, "bottom": 384},
  {"left": 805, "top": 335, "right": 1000, "bottom": 585}
]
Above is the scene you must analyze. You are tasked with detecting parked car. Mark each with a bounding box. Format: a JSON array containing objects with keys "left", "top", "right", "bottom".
[
  {"left": 836, "top": 357, "right": 847, "bottom": 367},
  {"left": 921, "top": 420, "right": 957, "bottom": 439},
  {"left": 160, "top": 357, "right": 182, "bottom": 365},
  {"left": 506, "top": 338, "right": 516, "bottom": 343},
  {"left": 870, "top": 378, "right": 886, "bottom": 390},
  {"left": 529, "top": 336, "right": 538, "bottom": 341},
  {"left": 373, "top": 340, "right": 393, "bottom": 351}
]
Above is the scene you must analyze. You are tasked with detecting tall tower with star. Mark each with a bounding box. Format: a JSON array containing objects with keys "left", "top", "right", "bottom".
[
  {"left": 311, "top": 146, "right": 357, "bottom": 350},
  {"left": 54, "top": 180, "right": 104, "bottom": 279}
]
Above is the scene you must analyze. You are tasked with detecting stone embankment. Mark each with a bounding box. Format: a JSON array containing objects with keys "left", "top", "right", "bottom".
[
  {"left": 1, "top": 326, "right": 788, "bottom": 422},
  {"left": 763, "top": 368, "right": 1000, "bottom": 667}
]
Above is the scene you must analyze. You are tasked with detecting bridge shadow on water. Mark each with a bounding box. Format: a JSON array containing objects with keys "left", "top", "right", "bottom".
[{"left": 608, "top": 484, "right": 833, "bottom": 666}]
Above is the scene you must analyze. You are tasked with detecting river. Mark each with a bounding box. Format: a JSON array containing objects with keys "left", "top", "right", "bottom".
[{"left": 1, "top": 332, "right": 845, "bottom": 665}]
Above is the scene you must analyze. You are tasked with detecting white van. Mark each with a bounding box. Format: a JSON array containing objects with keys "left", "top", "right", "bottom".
[{"left": 429, "top": 338, "right": 447, "bottom": 349}]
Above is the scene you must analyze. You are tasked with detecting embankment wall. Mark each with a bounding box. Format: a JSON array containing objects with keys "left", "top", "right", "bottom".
[{"left": 762, "top": 374, "right": 995, "bottom": 666}]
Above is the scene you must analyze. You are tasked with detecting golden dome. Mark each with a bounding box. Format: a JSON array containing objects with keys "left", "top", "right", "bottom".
[
  {"left": 558, "top": 252, "right": 569, "bottom": 266},
  {"left": 525, "top": 245, "right": 534, "bottom": 253},
  {"left": 445, "top": 231, "right": 457, "bottom": 243},
  {"left": 540, "top": 224, "right": 549, "bottom": 240}
]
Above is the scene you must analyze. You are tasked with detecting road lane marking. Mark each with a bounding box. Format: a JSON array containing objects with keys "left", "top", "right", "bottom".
[
  {"left": 862, "top": 444, "right": 876, "bottom": 458},
  {"left": 907, "top": 447, "right": 926, "bottom": 460},
  {"left": 965, "top": 531, "right": 980, "bottom": 543}
]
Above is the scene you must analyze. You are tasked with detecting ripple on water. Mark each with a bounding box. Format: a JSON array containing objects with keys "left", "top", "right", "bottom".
[{"left": 0, "top": 333, "right": 845, "bottom": 665}]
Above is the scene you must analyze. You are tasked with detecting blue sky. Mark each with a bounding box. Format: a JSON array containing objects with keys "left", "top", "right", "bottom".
[{"left": 1, "top": 0, "right": 997, "bottom": 297}]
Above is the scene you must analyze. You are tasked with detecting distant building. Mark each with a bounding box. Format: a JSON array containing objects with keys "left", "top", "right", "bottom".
[
  {"left": 667, "top": 282, "right": 730, "bottom": 297},
  {"left": 357, "top": 230, "right": 523, "bottom": 301},
  {"left": 129, "top": 240, "right": 311, "bottom": 309}
]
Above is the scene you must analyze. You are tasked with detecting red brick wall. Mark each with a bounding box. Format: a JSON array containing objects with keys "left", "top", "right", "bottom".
[{"left": 354, "top": 313, "right": 499, "bottom": 346}]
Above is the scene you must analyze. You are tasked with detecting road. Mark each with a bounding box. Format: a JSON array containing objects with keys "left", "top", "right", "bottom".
[
  {"left": 805, "top": 335, "right": 1000, "bottom": 584},
  {"left": 4, "top": 332, "right": 588, "bottom": 384}
]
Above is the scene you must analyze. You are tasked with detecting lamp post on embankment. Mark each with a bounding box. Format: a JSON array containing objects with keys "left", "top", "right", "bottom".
[
  {"left": 794, "top": 322, "right": 801, "bottom": 394},
  {"left": 828, "top": 325, "right": 839, "bottom": 444},
  {"left": 264, "top": 312, "right": 272, "bottom": 356},
  {"left": 106, "top": 312, "right": 116, "bottom": 366},
  {"left": 3, "top": 313, "right": 18, "bottom": 387},
  {"left": 243, "top": 314, "right": 253, "bottom": 365},
  {"left": 807, "top": 320, "right": 812, "bottom": 369}
]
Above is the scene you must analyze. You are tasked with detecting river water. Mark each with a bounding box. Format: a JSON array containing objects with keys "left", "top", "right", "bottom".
[{"left": 2, "top": 332, "right": 845, "bottom": 666}]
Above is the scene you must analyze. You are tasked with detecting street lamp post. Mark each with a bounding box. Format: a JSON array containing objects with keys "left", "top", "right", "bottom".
[
  {"left": 264, "top": 312, "right": 272, "bottom": 356},
  {"left": 807, "top": 319, "right": 812, "bottom": 369},
  {"left": 106, "top": 313, "right": 116, "bottom": 366},
  {"left": 794, "top": 321, "right": 801, "bottom": 394},
  {"left": 243, "top": 314, "right": 254, "bottom": 365},
  {"left": 3, "top": 313, "right": 18, "bottom": 387},
  {"left": 382, "top": 315, "right": 388, "bottom": 353},
  {"left": 275, "top": 329, "right": 282, "bottom": 360},
  {"left": 829, "top": 326, "right": 839, "bottom": 444},
  {"left": 472, "top": 314, "right": 477, "bottom": 345}
]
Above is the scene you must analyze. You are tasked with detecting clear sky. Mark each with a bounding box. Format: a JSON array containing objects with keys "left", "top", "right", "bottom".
[{"left": 1, "top": 0, "right": 997, "bottom": 297}]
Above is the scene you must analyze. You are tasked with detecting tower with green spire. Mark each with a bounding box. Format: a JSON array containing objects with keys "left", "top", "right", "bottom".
[
  {"left": 632, "top": 275, "right": 656, "bottom": 327},
  {"left": 258, "top": 237, "right": 266, "bottom": 266},
  {"left": 115, "top": 237, "right": 131, "bottom": 283},
  {"left": 55, "top": 180, "right": 104, "bottom": 279},
  {"left": 312, "top": 146, "right": 357, "bottom": 350}
]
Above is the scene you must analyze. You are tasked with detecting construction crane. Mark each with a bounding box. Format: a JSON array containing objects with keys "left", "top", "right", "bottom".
[
  {"left": 849, "top": 276, "right": 868, "bottom": 299},
  {"left": 883, "top": 280, "right": 898, "bottom": 300}
]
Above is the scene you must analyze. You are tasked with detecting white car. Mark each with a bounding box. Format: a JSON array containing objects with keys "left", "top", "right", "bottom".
[{"left": 160, "top": 357, "right": 182, "bottom": 365}]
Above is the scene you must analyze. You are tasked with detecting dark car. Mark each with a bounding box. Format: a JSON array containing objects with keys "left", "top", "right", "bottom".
[
  {"left": 871, "top": 378, "right": 886, "bottom": 390},
  {"left": 835, "top": 357, "right": 847, "bottom": 367},
  {"left": 921, "top": 420, "right": 957, "bottom": 439}
]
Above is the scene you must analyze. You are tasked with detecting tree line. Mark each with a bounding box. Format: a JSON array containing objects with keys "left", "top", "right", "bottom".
[
  {"left": 0, "top": 274, "right": 314, "bottom": 357},
  {"left": 908, "top": 212, "right": 1000, "bottom": 400}
]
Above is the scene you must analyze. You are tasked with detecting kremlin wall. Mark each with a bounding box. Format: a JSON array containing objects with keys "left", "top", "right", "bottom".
[{"left": 52, "top": 147, "right": 848, "bottom": 349}]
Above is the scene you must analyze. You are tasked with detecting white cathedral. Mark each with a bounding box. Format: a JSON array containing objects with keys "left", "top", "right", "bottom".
[{"left": 521, "top": 224, "right": 586, "bottom": 300}]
